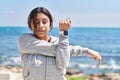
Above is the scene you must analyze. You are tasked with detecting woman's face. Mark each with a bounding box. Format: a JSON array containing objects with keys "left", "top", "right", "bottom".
[{"left": 32, "top": 13, "right": 50, "bottom": 39}]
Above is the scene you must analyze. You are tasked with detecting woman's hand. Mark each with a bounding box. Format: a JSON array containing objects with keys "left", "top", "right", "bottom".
[
  {"left": 59, "top": 18, "right": 71, "bottom": 31},
  {"left": 88, "top": 49, "right": 102, "bottom": 66}
]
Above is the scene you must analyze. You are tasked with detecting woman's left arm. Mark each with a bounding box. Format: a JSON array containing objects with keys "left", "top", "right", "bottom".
[
  {"left": 56, "top": 34, "right": 70, "bottom": 69},
  {"left": 56, "top": 18, "right": 71, "bottom": 69}
]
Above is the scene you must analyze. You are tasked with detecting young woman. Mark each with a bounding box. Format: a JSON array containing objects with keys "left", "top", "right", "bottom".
[{"left": 17, "top": 7, "right": 102, "bottom": 80}]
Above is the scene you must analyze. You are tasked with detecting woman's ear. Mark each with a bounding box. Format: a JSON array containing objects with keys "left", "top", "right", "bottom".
[{"left": 30, "top": 19, "right": 35, "bottom": 32}]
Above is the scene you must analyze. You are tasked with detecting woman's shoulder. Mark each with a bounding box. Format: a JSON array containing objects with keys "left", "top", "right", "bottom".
[
  {"left": 18, "top": 33, "right": 33, "bottom": 41},
  {"left": 20, "top": 33, "right": 32, "bottom": 37},
  {"left": 19, "top": 33, "right": 33, "bottom": 38}
]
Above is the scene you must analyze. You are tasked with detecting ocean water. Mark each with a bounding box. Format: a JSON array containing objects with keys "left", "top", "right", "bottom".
[{"left": 0, "top": 26, "right": 120, "bottom": 74}]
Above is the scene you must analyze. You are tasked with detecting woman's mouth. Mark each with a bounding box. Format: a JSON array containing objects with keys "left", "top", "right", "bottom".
[{"left": 37, "top": 29, "right": 44, "bottom": 32}]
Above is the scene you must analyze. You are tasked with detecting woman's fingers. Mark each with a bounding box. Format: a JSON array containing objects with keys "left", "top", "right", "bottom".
[
  {"left": 65, "top": 18, "right": 71, "bottom": 24},
  {"left": 59, "top": 18, "right": 71, "bottom": 31},
  {"left": 88, "top": 50, "right": 102, "bottom": 66},
  {"left": 94, "top": 53, "right": 102, "bottom": 66}
]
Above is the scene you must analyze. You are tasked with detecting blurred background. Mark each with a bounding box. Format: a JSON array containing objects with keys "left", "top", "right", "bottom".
[{"left": 0, "top": 0, "right": 120, "bottom": 76}]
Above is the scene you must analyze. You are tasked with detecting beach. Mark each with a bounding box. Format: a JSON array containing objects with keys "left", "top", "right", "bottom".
[
  {"left": 0, "top": 66, "right": 120, "bottom": 80},
  {"left": 0, "top": 66, "right": 22, "bottom": 80}
]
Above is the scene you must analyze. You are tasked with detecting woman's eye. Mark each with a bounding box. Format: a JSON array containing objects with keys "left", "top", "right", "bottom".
[
  {"left": 36, "top": 22, "right": 39, "bottom": 24},
  {"left": 35, "top": 21, "right": 39, "bottom": 25},
  {"left": 42, "top": 21, "right": 47, "bottom": 24},
  {"left": 34, "top": 21, "right": 38, "bottom": 24}
]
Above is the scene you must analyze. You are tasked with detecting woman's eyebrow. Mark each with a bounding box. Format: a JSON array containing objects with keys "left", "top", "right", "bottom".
[{"left": 42, "top": 18, "right": 48, "bottom": 21}]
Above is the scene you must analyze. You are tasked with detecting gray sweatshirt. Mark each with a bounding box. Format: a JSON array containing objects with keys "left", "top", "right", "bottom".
[{"left": 17, "top": 33, "right": 89, "bottom": 80}]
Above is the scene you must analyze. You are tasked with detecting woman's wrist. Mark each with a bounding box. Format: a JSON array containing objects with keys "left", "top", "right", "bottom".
[{"left": 59, "top": 30, "right": 68, "bottom": 36}]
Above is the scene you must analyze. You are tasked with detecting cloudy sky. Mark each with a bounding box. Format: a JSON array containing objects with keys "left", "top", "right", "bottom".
[{"left": 0, "top": 0, "right": 120, "bottom": 27}]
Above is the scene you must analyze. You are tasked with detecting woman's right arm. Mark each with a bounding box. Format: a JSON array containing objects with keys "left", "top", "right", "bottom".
[
  {"left": 69, "top": 45, "right": 102, "bottom": 65},
  {"left": 17, "top": 33, "right": 57, "bottom": 57}
]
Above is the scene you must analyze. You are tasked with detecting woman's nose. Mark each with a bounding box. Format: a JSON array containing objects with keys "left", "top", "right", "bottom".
[
  {"left": 39, "top": 22, "right": 44, "bottom": 27},
  {"left": 36, "top": 22, "right": 44, "bottom": 29}
]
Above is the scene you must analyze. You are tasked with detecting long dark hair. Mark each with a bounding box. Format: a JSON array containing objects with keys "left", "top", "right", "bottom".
[{"left": 28, "top": 7, "right": 53, "bottom": 31}]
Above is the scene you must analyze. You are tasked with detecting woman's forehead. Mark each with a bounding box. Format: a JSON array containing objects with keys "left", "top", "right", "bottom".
[{"left": 34, "top": 13, "right": 49, "bottom": 20}]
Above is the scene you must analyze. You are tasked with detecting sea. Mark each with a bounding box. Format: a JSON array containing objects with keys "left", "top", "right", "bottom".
[{"left": 0, "top": 26, "right": 120, "bottom": 75}]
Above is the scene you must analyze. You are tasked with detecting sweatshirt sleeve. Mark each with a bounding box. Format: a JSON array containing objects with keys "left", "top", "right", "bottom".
[
  {"left": 56, "top": 35, "right": 70, "bottom": 69},
  {"left": 69, "top": 45, "right": 89, "bottom": 56},
  {"left": 17, "top": 33, "right": 57, "bottom": 57}
]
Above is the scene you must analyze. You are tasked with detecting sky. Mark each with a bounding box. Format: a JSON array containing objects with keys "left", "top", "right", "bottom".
[{"left": 0, "top": 0, "right": 120, "bottom": 27}]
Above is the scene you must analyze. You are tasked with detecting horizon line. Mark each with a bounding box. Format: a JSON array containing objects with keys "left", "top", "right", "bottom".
[
  {"left": 0, "top": 26, "right": 120, "bottom": 28},
  {"left": 0, "top": 25, "right": 120, "bottom": 28}
]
